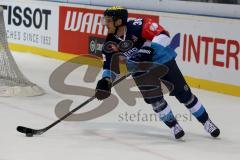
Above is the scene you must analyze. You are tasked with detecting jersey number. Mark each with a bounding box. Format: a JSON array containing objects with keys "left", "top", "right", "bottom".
[{"left": 133, "top": 19, "right": 142, "bottom": 25}]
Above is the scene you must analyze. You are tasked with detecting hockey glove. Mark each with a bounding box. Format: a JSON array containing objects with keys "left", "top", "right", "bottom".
[
  {"left": 130, "top": 46, "right": 154, "bottom": 62},
  {"left": 95, "top": 77, "right": 112, "bottom": 100}
]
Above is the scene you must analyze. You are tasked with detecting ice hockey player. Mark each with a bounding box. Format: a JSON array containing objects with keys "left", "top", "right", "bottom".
[{"left": 95, "top": 6, "right": 220, "bottom": 139}]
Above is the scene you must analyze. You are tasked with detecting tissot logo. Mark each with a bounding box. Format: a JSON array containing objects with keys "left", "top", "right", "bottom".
[{"left": 2, "top": 5, "right": 51, "bottom": 30}]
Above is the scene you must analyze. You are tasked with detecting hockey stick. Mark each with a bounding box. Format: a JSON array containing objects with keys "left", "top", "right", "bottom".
[{"left": 16, "top": 72, "right": 132, "bottom": 137}]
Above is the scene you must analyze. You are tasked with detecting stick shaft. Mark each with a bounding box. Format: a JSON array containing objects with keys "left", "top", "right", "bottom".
[{"left": 40, "top": 73, "right": 132, "bottom": 134}]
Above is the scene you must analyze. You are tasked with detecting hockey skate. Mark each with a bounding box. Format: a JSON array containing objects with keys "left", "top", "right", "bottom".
[
  {"left": 203, "top": 118, "right": 220, "bottom": 138},
  {"left": 171, "top": 123, "right": 185, "bottom": 139}
]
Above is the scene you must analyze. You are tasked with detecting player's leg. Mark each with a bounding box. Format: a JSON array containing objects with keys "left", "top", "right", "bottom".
[
  {"left": 151, "top": 99, "right": 185, "bottom": 139},
  {"left": 132, "top": 70, "right": 185, "bottom": 139},
  {"left": 162, "top": 59, "right": 220, "bottom": 137}
]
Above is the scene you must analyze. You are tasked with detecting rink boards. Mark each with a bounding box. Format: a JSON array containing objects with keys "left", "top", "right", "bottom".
[{"left": 0, "top": 0, "right": 240, "bottom": 96}]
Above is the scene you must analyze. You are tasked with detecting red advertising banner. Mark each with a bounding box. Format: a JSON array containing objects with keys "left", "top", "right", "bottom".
[{"left": 58, "top": 6, "right": 159, "bottom": 55}]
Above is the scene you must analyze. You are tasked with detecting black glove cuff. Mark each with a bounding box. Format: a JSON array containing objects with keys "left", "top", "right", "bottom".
[{"left": 96, "top": 77, "right": 112, "bottom": 91}]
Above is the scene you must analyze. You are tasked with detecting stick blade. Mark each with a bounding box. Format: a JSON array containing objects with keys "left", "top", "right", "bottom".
[{"left": 17, "top": 126, "right": 37, "bottom": 137}]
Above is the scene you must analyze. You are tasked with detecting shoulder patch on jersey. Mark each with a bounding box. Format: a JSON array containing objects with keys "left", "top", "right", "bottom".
[{"left": 150, "top": 23, "right": 158, "bottom": 31}]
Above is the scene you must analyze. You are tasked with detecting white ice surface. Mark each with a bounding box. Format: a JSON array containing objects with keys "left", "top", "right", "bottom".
[{"left": 0, "top": 52, "right": 240, "bottom": 160}]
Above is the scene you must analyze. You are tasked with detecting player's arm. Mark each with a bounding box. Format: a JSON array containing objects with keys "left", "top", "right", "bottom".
[
  {"left": 95, "top": 34, "right": 120, "bottom": 100},
  {"left": 101, "top": 34, "right": 121, "bottom": 81}
]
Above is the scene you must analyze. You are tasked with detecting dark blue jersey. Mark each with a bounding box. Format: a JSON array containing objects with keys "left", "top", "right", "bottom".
[{"left": 101, "top": 18, "right": 178, "bottom": 80}]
